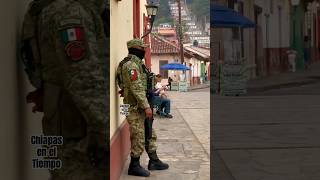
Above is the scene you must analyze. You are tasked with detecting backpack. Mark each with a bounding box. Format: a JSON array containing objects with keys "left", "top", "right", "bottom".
[
  {"left": 116, "top": 56, "right": 132, "bottom": 90},
  {"left": 21, "top": 0, "right": 54, "bottom": 88}
]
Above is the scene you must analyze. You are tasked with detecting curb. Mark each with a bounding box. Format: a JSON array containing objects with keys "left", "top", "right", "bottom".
[
  {"left": 247, "top": 78, "right": 320, "bottom": 94},
  {"left": 188, "top": 84, "right": 210, "bottom": 91}
]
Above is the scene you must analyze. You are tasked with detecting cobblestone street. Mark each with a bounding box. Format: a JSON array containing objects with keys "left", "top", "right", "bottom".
[
  {"left": 213, "top": 63, "right": 320, "bottom": 180},
  {"left": 120, "top": 88, "right": 210, "bottom": 180}
]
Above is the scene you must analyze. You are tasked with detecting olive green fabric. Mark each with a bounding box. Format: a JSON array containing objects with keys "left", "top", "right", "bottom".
[
  {"left": 121, "top": 54, "right": 149, "bottom": 110},
  {"left": 22, "top": 0, "right": 109, "bottom": 179},
  {"left": 127, "top": 38, "right": 147, "bottom": 49},
  {"left": 117, "top": 54, "right": 157, "bottom": 157}
]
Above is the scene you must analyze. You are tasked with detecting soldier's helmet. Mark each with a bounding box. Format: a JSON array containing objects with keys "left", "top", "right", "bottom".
[{"left": 127, "top": 39, "right": 148, "bottom": 49}]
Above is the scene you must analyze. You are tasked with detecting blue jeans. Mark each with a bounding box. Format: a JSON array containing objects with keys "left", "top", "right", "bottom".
[
  {"left": 152, "top": 96, "right": 171, "bottom": 114},
  {"left": 304, "top": 48, "right": 310, "bottom": 63}
]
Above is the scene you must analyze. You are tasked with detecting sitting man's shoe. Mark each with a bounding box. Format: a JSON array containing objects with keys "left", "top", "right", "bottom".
[
  {"left": 159, "top": 111, "right": 167, "bottom": 118},
  {"left": 164, "top": 113, "right": 173, "bottom": 118},
  {"left": 147, "top": 151, "right": 169, "bottom": 170},
  {"left": 128, "top": 157, "right": 150, "bottom": 177}
]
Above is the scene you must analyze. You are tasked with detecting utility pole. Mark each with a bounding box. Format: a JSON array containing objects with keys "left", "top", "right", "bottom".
[{"left": 177, "top": 0, "right": 185, "bottom": 64}]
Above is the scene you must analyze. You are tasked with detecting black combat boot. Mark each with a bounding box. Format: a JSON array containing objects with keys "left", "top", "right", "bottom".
[
  {"left": 128, "top": 156, "right": 150, "bottom": 177},
  {"left": 147, "top": 151, "right": 169, "bottom": 170}
]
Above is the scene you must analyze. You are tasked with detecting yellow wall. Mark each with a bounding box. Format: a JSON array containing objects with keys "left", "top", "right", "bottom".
[
  {"left": 151, "top": 54, "right": 181, "bottom": 75},
  {"left": 0, "top": 2, "right": 19, "bottom": 179},
  {"left": 110, "top": 0, "right": 147, "bottom": 138},
  {"left": 1, "top": 0, "right": 149, "bottom": 178},
  {"left": 1, "top": 0, "right": 49, "bottom": 179}
]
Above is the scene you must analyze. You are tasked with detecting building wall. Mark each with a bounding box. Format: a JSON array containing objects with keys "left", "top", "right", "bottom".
[
  {"left": 110, "top": 0, "right": 133, "bottom": 141},
  {"left": 1, "top": 0, "right": 49, "bottom": 180},
  {"left": 305, "top": 1, "right": 320, "bottom": 63},
  {"left": 110, "top": 0, "right": 147, "bottom": 139},
  {"left": 188, "top": 58, "right": 204, "bottom": 85},
  {"left": 255, "top": 0, "right": 291, "bottom": 48},
  {"left": 0, "top": 2, "right": 19, "bottom": 179},
  {"left": 253, "top": 0, "right": 291, "bottom": 75},
  {"left": 151, "top": 54, "right": 180, "bottom": 75},
  {"left": 241, "top": 0, "right": 256, "bottom": 78},
  {"left": 186, "top": 57, "right": 202, "bottom": 78},
  {"left": 151, "top": 54, "right": 204, "bottom": 86},
  {"left": 110, "top": 1, "right": 147, "bottom": 179},
  {"left": 151, "top": 54, "right": 185, "bottom": 81},
  {"left": 287, "top": 1, "right": 304, "bottom": 69},
  {"left": 239, "top": 0, "right": 291, "bottom": 77}
]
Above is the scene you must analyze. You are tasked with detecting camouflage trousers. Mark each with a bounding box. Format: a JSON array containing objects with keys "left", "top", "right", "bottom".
[
  {"left": 127, "top": 111, "right": 157, "bottom": 157},
  {"left": 50, "top": 139, "right": 108, "bottom": 180}
]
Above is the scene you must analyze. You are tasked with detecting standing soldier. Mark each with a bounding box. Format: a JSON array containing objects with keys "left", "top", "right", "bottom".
[
  {"left": 21, "top": 0, "right": 109, "bottom": 179},
  {"left": 116, "top": 39, "right": 169, "bottom": 177}
]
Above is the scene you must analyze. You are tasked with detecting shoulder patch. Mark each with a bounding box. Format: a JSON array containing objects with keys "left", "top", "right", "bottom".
[
  {"left": 128, "top": 69, "right": 138, "bottom": 81},
  {"left": 65, "top": 41, "right": 86, "bottom": 61},
  {"left": 60, "top": 27, "right": 86, "bottom": 61},
  {"left": 61, "top": 27, "right": 84, "bottom": 44}
]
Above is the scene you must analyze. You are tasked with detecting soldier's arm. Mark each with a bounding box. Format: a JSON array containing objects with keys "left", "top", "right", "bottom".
[
  {"left": 53, "top": 3, "right": 108, "bottom": 146},
  {"left": 123, "top": 61, "right": 150, "bottom": 109}
]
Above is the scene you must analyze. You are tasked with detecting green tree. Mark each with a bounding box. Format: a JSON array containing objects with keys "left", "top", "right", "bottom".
[
  {"left": 175, "top": 20, "right": 189, "bottom": 43},
  {"left": 189, "top": 0, "right": 209, "bottom": 18},
  {"left": 188, "top": 0, "right": 209, "bottom": 31},
  {"left": 154, "top": 0, "right": 173, "bottom": 26}
]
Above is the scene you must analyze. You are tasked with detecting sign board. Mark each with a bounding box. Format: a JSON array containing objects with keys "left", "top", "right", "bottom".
[{"left": 179, "top": 81, "right": 188, "bottom": 92}]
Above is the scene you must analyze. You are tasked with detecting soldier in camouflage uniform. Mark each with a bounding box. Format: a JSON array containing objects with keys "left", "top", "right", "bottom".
[
  {"left": 116, "top": 39, "right": 169, "bottom": 177},
  {"left": 21, "top": 0, "right": 109, "bottom": 179}
]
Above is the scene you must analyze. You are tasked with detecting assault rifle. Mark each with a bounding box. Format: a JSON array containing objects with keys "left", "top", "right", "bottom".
[{"left": 142, "top": 64, "right": 155, "bottom": 151}]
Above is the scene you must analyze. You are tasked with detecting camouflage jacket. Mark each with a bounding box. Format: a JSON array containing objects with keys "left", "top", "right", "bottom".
[
  {"left": 25, "top": 0, "right": 108, "bottom": 146},
  {"left": 120, "top": 54, "right": 150, "bottom": 112}
]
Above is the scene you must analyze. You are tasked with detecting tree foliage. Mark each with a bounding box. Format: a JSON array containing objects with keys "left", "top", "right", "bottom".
[
  {"left": 154, "top": 0, "right": 173, "bottom": 26},
  {"left": 154, "top": 0, "right": 209, "bottom": 26},
  {"left": 188, "top": 0, "right": 209, "bottom": 19}
]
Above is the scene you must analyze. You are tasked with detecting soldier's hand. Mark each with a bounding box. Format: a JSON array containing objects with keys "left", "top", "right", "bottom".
[
  {"left": 145, "top": 107, "right": 153, "bottom": 119},
  {"left": 118, "top": 89, "right": 124, "bottom": 97},
  {"left": 26, "top": 88, "right": 43, "bottom": 113}
]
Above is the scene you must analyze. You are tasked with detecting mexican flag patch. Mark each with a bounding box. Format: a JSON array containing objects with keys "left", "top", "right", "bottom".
[
  {"left": 61, "top": 27, "right": 84, "bottom": 44},
  {"left": 129, "top": 69, "right": 137, "bottom": 81},
  {"left": 61, "top": 27, "right": 86, "bottom": 61}
]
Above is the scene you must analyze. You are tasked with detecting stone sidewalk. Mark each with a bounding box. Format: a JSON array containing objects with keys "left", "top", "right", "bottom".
[
  {"left": 247, "top": 61, "right": 320, "bottom": 94},
  {"left": 188, "top": 81, "right": 210, "bottom": 91},
  {"left": 213, "top": 95, "right": 320, "bottom": 180},
  {"left": 119, "top": 90, "right": 210, "bottom": 180}
]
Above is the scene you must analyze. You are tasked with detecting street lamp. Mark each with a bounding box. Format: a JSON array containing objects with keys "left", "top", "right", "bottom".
[{"left": 141, "top": 1, "right": 159, "bottom": 38}]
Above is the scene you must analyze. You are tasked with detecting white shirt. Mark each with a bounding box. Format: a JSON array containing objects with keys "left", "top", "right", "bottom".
[{"left": 155, "top": 82, "right": 162, "bottom": 89}]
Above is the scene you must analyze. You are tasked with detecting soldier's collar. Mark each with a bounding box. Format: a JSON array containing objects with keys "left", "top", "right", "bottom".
[{"left": 128, "top": 54, "right": 143, "bottom": 61}]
